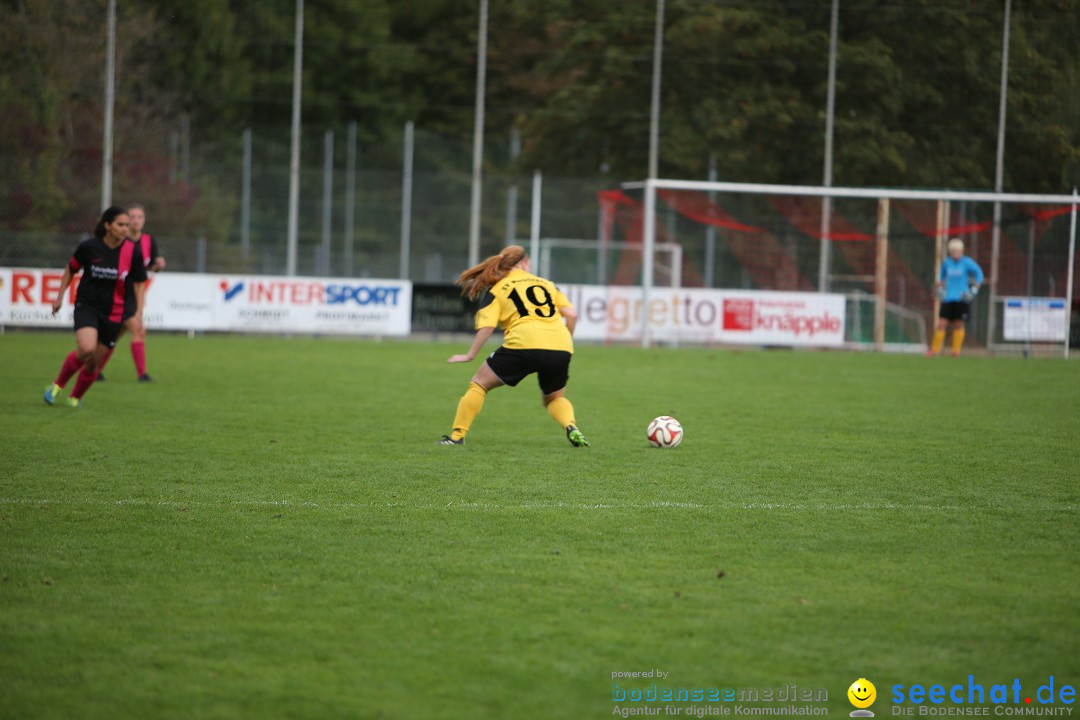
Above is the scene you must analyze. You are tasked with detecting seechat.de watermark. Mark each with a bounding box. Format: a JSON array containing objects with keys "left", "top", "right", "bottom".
[{"left": 889, "top": 677, "right": 1075, "bottom": 716}]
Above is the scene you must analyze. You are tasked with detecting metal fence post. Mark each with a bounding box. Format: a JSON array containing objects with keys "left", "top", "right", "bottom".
[
  {"left": 344, "top": 121, "right": 357, "bottom": 277},
  {"left": 241, "top": 128, "right": 252, "bottom": 265},
  {"left": 1065, "top": 188, "right": 1078, "bottom": 359},
  {"left": 705, "top": 153, "right": 717, "bottom": 288},
  {"left": 529, "top": 170, "right": 542, "bottom": 274},
  {"left": 505, "top": 128, "right": 521, "bottom": 246},
  {"left": 400, "top": 121, "right": 414, "bottom": 280},
  {"left": 321, "top": 129, "right": 334, "bottom": 277}
]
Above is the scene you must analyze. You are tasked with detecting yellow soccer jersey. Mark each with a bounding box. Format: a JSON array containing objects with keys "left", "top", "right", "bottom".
[{"left": 475, "top": 269, "right": 574, "bottom": 352}]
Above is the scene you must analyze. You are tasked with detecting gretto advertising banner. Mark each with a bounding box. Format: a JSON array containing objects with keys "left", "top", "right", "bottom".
[
  {"left": 0, "top": 268, "right": 412, "bottom": 337},
  {"left": 561, "top": 285, "right": 846, "bottom": 347}
]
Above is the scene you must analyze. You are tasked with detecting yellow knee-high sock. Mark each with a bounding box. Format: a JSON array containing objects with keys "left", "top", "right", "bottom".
[
  {"left": 545, "top": 396, "right": 577, "bottom": 429},
  {"left": 931, "top": 328, "right": 946, "bottom": 353},
  {"left": 451, "top": 382, "right": 487, "bottom": 440},
  {"left": 951, "top": 328, "right": 966, "bottom": 354}
]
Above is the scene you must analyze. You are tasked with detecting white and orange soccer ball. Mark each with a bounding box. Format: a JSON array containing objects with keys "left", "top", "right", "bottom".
[{"left": 647, "top": 416, "right": 683, "bottom": 449}]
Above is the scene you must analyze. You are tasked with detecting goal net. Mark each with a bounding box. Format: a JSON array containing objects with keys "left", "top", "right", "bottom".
[{"left": 549, "top": 180, "right": 1076, "bottom": 353}]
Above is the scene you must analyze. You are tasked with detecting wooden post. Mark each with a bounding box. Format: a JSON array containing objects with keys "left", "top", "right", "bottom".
[
  {"left": 932, "top": 200, "right": 948, "bottom": 324},
  {"left": 874, "top": 198, "right": 890, "bottom": 350}
]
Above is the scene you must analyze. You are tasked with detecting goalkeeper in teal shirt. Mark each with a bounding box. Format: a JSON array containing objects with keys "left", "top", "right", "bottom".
[{"left": 929, "top": 238, "right": 984, "bottom": 356}]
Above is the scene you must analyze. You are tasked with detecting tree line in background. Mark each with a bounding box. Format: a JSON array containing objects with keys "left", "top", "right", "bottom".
[{"left": 1, "top": 0, "right": 1078, "bottom": 239}]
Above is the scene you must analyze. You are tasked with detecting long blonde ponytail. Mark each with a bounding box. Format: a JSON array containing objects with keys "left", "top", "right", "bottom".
[{"left": 456, "top": 245, "right": 527, "bottom": 300}]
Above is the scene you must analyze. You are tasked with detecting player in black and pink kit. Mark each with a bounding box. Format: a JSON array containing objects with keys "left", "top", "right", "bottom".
[
  {"left": 43, "top": 206, "right": 148, "bottom": 408},
  {"left": 96, "top": 203, "right": 164, "bottom": 383}
]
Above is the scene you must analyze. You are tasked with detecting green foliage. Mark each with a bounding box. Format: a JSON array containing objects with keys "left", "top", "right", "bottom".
[
  {"left": 1, "top": 334, "right": 1078, "bottom": 717},
  {"left": 0, "top": 0, "right": 106, "bottom": 230},
  {"left": 389, "top": 0, "right": 477, "bottom": 135},
  {"left": 509, "top": 0, "right": 1078, "bottom": 190},
  {"left": 139, "top": 0, "right": 250, "bottom": 125},
  {"left": 1, "top": 0, "right": 1077, "bottom": 242}
]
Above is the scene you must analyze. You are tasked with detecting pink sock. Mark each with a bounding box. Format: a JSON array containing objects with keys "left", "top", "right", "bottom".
[
  {"left": 55, "top": 351, "right": 83, "bottom": 388},
  {"left": 70, "top": 366, "right": 98, "bottom": 400},
  {"left": 131, "top": 341, "right": 147, "bottom": 376},
  {"left": 98, "top": 346, "right": 116, "bottom": 372}
]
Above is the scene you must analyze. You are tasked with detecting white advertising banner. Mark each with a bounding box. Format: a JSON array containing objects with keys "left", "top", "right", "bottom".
[
  {"left": 143, "top": 274, "right": 219, "bottom": 330},
  {"left": 208, "top": 275, "right": 411, "bottom": 335},
  {"left": 562, "top": 285, "right": 846, "bottom": 347},
  {"left": 0, "top": 268, "right": 412, "bottom": 337},
  {"left": 1002, "top": 297, "right": 1068, "bottom": 342},
  {"left": 0, "top": 267, "right": 78, "bottom": 329}
]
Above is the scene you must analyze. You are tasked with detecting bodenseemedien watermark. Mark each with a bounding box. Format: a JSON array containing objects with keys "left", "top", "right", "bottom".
[{"left": 610, "top": 672, "right": 830, "bottom": 718}]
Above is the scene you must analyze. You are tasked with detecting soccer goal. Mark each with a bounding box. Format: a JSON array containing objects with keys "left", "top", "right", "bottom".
[
  {"left": 614, "top": 179, "right": 1078, "bottom": 353},
  {"left": 538, "top": 238, "right": 683, "bottom": 287}
]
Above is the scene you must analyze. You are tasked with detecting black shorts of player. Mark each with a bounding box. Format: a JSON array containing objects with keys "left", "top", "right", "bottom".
[
  {"left": 73, "top": 304, "right": 122, "bottom": 349},
  {"left": 486, "top": 347, "right": 572, "bottom": 396},
  {"left": 939, "top": 301, "right": 970, "bottom": 322}
]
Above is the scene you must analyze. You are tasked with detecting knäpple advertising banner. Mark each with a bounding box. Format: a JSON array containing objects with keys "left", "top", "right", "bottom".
[{"left": 0, "top": 268, "right": 412, "bottom": 337}]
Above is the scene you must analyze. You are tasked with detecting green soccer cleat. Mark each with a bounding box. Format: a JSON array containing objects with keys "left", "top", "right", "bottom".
[
  {"left": 64, "top": 397, "right": 82, "bottom": 409},
  {"left": 436, "top": 435, "right": 464, "bottom": 446},
  {"left": 566, "top": 425, "right": 590, "bottom": 448},
  {"left": 43, "top": 383, "right": 63, "bottom": 406}
]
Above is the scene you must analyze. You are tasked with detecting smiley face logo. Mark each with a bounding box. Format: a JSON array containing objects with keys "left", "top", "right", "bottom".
[{"left": 848, "top": 679, "right": 877, "bottom": 709}]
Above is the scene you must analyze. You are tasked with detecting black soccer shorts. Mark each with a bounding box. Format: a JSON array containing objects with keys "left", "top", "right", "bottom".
[
  {"left": 73, "top": 304, "right": 122, "bottom": 348},
  {"left": 939, "top": 301, "right": 970, "bottom": 322},
  {"left": 485, "top": 347, "right": 572, "bottom": 396}
]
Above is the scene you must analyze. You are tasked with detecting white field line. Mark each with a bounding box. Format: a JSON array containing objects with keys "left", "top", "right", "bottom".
[{"left": 0, "top": 497, "right": 1074, "bottom": 512}]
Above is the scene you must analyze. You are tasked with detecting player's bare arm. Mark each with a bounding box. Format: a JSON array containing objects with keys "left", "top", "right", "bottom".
[
  {"left": 448, "top": 326, "right": 496, "bottom": 363},
  {"left": 560, "top": 305, "right": 578, "bottom": 336},
  {"left": 133, "top": 281, "right": 146, "bottom": 326},
  {"left": 51, "top": 266, "right": 75, "bottom": 316}
]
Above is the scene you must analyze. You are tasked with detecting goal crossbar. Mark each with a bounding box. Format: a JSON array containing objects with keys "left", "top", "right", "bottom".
[{"left": 622, "top": 178, "right": 1079, "bottom": 205}]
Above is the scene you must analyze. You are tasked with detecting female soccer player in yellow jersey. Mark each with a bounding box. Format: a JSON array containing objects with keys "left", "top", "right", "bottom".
[{"left": 438, "top": 245, "right": 590, "bottom": 447}]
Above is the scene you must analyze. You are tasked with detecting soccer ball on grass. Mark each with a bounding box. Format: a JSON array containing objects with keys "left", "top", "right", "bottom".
[{"left": 647, "top": 416, "right": 683, "bottom": 449}]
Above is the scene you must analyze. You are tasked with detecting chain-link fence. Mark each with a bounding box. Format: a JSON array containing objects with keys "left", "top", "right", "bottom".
[
  {"left": 0, "top": 123, "right": 613, "bottom": 284},
  {"left": 2, "top": 120, "right": 1075, "bottom": 353}
]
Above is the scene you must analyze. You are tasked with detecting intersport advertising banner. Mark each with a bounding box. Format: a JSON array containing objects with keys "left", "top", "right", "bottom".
[
  {"left": 210, "top": 275, "right": 411, "bottom": 335},
  {"left": 0, "top": 268, "right": 412, "bottom": 337},
  {"left": 561, "top": 285, "right": 846, "bottom": 347}
]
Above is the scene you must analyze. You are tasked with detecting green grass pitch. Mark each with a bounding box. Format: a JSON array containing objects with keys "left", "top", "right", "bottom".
[{"left": 1, "top": 332, "right": 1077, "bottom": 719}]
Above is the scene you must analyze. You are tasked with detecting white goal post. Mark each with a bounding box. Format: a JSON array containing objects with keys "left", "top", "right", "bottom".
[{"left": 623, "top": 179, "right": 1078, "bottom": 353}]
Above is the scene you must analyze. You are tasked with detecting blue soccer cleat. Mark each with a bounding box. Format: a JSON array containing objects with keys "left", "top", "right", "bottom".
[{"left": 44, "top": 383, "right": 63, "bottom": 406}]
